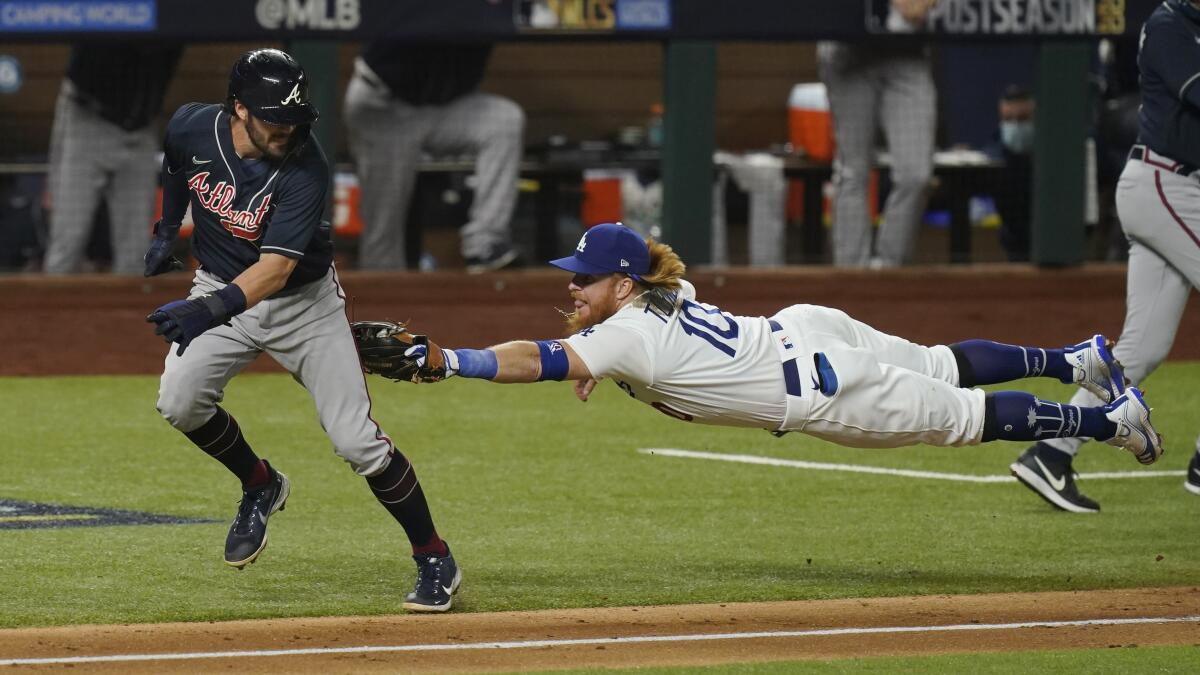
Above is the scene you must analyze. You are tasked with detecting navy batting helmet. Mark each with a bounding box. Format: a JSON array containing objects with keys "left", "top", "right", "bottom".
[{"left": 226, "top": 49, "right": 319, "bottom": 126}]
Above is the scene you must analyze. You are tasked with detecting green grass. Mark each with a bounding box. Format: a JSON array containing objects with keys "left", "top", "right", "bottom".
[
  {"left": 1, "top": 364, "right": 1198, "bottom": 627},
  {"left": 539, "top": 645, "right": 1200, "bottom": 674}
]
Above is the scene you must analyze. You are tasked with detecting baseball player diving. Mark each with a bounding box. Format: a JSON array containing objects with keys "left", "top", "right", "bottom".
[
  {"left": 1010, "top": 0, "right": 1200, "bottom": 512},
  {"left": 354, "top": 223, "right": 1163, "bottom": 463},
  {"left": 143, "top": 49, "right": 461, "bottom": 612}
]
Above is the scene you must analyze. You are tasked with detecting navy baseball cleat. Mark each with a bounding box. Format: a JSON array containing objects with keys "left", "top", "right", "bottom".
[
  {"left": 1185, "top": 451, "right": 1200, "bottom": 496},
  {"left": 1103, "top": 387, "right": 1164, "bottom": 465},
  {"left": 224, "top": 462, "right": 290, "bottom": 569},
  {"left": 1066, "top": 334, "right": 1126, "bottom": 404},
  {"left": 403, "top": 545, "right": 462, "bottom": 613},
  {"left": 1010, "top": 442, "right": 1100, "bottom": 513}
]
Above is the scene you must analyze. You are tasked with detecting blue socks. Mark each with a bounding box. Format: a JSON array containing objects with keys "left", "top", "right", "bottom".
[
  {"left": 982, "top": 392, "right": 1116, "bottom": 442},
  {"left": 951, "top": 340, "right": 1073, "bottom": 387}
]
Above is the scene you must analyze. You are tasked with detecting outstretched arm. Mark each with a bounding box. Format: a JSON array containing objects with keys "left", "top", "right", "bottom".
[{"left": 446, "top": 340, "right": 593, "bottom": 384}]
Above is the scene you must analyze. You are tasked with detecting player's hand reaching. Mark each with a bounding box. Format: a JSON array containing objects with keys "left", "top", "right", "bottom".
[
  {"left": 351, "top": 320, "right": 452, "bottom": 383},
  {"left": 143, "top": 220, "right": 185, "bottom": 277},
  {"left": 403, "top": 343, "right": 458, "bottom": 383},
  {"left": 574, "top": 378, "right": 597, "bottom": 402}
]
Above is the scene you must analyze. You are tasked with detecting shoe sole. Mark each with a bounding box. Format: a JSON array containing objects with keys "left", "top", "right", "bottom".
[
  {"left": 225, "top": 473, "right": 292, "bottom": 570},
  {"left": 1125, "top": 388, "right": 1164, "bottom": 465},
  {"left": 1185, "top": 480, "right": 1200, "bottom": 496},
  {"left": 402, "top": 567, "right": 463, "bottom": 613},
  {"left": 1009, "top": 462, "right": 1099, "bottom": 513},
  {"left": 465, "top": 249, "right": 519, "bottom": 274},
  {"left": 1079, "top": 336, "right": 1123, "bottom": 404}
]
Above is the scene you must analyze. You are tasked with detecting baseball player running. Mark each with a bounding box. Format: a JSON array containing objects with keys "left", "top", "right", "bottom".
[
  {"left": 1010, "top": 0, "right": 1200, "bottom": 513},
  {"left": 363, "top": 223, "right": 1163, "bottom": 462},
  {"left": 144, "top": 49, "right": 461, "bottom": 612}
]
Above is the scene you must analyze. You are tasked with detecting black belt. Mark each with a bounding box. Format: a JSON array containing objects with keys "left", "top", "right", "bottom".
[
  {"left": 769, "top": 320, "right": 804, "bottom": 397},
  {"left": 1129, "top": 145, "right": 1198, "bottom": 176}
]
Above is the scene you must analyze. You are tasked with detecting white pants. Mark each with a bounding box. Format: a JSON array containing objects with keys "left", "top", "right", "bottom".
[{"left": 772, "top": 304, "right": 985, "bottom": 448}]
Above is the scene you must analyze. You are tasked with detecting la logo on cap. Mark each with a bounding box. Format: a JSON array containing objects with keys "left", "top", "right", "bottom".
[{"left": 576, "top": 232, "right": 588, "bottom": 252}]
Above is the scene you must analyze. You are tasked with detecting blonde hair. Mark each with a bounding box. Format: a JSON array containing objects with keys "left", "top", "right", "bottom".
[{"left": 637, "top": 239, "right": 686, "bottom": 290}]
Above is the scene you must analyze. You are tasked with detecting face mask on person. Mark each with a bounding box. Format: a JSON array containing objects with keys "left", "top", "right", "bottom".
[{"left": 1000, "top": 120, "right": 1034, "bottom": 154}]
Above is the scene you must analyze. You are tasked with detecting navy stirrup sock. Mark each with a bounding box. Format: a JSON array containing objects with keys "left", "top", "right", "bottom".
[
  {"left": 951, "top": 340, "right": 1072, "bottom": 387},
  {"left": 982, "top": 392, "right": 1116, "bottom": 442}
]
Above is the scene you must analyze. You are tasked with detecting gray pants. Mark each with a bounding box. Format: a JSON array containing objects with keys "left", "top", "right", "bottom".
[
  {"left": 155, "top": 267, "right": 394, "bottom": 477},
  {"left": 43, "top": 81, "right": 158, "bottom": 275},
  {"left": 1044, "top": 157, "right": 1200, "bottom": 458},
  {"left": 817, "top": 42, "right": 936, "bottom": 267},
  {"left": 343, "top": 63, "right": 524, "bottom": 269}
]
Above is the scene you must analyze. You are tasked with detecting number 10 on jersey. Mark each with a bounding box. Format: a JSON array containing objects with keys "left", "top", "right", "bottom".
[{"left": 677, "top": 300, "right": 738, "bottom": 357}]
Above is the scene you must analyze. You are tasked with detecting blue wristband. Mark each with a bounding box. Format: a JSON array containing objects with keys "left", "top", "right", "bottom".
[
  {"left": 214, "top": 283, "right": 247, "bottom": 317},
  {"left": 535, "top": 340, "right": 569, "bottom": 381},
  {"left": 454, "top": 348, "right": 499, "bottom": 380},
  {"left": 197, "top": 283, "right": 247, "bottom": 324}
]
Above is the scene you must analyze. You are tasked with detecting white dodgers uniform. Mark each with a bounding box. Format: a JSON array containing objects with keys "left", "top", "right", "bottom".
[{"left": 564, "top": 281, "right": 986, "bottom": 448}]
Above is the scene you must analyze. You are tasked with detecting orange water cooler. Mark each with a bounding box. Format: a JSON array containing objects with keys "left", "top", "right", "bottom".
[{"left": 788, "top": 83, "right": 834, "bottom": 163}]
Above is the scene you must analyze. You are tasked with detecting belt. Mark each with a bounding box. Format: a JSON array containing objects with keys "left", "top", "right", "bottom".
[
  {"left": 1129, "top": 145, "right": 1198, "bottom": 176},
  {"left": 769, "top": 320, "right": 804, "bottom": 397}
]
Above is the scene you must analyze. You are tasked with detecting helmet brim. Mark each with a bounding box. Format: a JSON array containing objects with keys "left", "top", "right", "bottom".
[{"left": 253, "top": 102, "right": 320, "bottom": 126}]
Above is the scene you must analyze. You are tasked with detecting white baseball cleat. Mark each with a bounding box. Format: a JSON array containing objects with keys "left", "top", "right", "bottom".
[
  {"left": 1103, "top": 387, "right": 1164, "bottom": 465},
  {"left": 1066, "top": 334, "right": 1126, "bottom": 404}
]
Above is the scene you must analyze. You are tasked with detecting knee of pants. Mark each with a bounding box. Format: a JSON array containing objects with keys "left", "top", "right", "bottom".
[
  {"left": 329, "top": 433, "right": 392, "bottom": 477},
  {"left": 888, "top": 168, "right": 932, "bottom": 193},
  {"left": 494, "top": 98, "right": 526, "bottom": 136},
  {"left": 1118, "top": 344, "right": 1170, "bottom": 386},
  {"left": 833, "top": 165, "right": 870, "bottom": 188},
  {"left": 155, "top": 388, "right": 216, "bottom": 433}
]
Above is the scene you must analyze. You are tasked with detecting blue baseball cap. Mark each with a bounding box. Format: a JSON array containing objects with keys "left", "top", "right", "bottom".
[{"left": 549, "top": 222, "right": 650, "bottom": 281}]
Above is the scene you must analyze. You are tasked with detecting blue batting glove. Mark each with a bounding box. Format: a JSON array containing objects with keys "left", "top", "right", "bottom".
[
  {"left": 143, "top": 220, "right": 184, "bottom": 277},
  {"left": 146, "top": 297, "right": 215, "bottom": 356}
]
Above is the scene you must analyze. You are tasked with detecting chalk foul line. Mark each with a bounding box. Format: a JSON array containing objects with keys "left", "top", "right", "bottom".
[
  {"left": 3, "top": 615, "right": 1198, "bottom": 666},
  {"left": 638, "top": 448, "right": 1186, "bottom": 484}
]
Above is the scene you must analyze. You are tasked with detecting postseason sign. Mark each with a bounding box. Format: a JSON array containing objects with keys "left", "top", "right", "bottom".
[{"left": 867, "top": 0, "right": 1127, "bottom": 36}]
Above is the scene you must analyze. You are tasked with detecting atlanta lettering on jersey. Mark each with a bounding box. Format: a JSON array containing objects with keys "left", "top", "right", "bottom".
[{"left": 187, "top": 171, "right": 272, "bottom": 241}]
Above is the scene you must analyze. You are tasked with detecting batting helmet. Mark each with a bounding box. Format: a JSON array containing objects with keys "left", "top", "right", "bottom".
[{"left": 226, "top": 49, "right": 319, "bottom": 126}]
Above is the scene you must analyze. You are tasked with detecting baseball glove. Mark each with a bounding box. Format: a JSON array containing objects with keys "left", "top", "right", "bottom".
[{"left": 350, "top": 320, "right": 448, "bottom": 383}]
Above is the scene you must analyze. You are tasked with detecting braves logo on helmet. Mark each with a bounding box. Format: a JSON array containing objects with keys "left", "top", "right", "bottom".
[
  {"left": 228, "top": 49, "right": 319, "bottom": 126},
  {"left": 281, "top": 83, "right": 303, "bottom": 106}
]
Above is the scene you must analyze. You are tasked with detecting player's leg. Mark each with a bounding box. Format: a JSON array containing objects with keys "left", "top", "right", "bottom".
[
  {"left": 43, "top": 86, "right": 109, "bottom": 274},
  {"left": 795, "top": 346, "right": 1161, "bottom": 463},
  {"left": 264, "top": 270, "right": 460, "bottom": 611},
  {"left": 818, "top": 43, "right": 879, "bottom": 267},
  {"left": 947, "top": 334, "right": 1124, "bottom": 402},
  {"left": 154, "top": 274, "right": 275, "bottom": 567},
  {"left": 104, "top": 126, "right": 159, "bottom": 275},
  {"left": 876, "top": 53, "right": 936, "bottom": 266},
  {"left": 425, "top": 92, "right": 524, "bottom": 269},
  {"left": 1011, "top": 165, "right": 1194, "bottom": 511},
  {"left": 1114, "top": 162, "right": 1200, "bottom": 489},
  {"left": 343, "top": 73, "right": 427, "bottom": 270}
]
